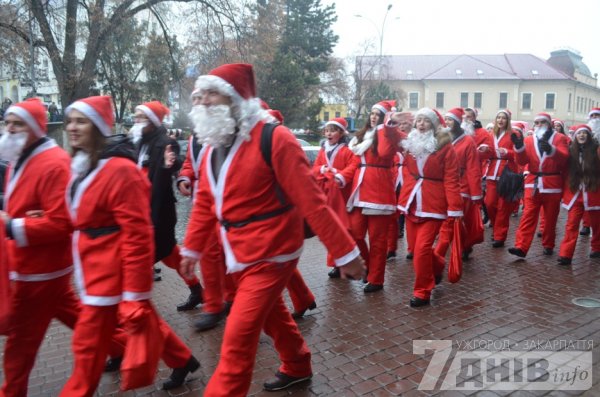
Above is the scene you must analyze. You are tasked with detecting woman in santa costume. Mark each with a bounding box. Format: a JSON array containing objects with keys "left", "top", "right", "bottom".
[
  {"left": 478, "top": 109, "right": 520, "bottom": 247},
  {"left": 180, "top": 63, "right": 364, "bottom": 396},
  {"left": 397, "top": 108, "right": 463, "bottom": 307},
  {"left": 557, "top": 125, "right": 600, "bottom": 265},
  {"left": 312, "top": 117, "right": 357, "bottom": 279},
  {"left": 59, "top": 96, "right": 199, "bottom": 396},
  {"left": 433, "top": 107, "right": 482, "bottom": 266},
  {"left": 347, "top": 100, "right": 400, "bottom": 293}
]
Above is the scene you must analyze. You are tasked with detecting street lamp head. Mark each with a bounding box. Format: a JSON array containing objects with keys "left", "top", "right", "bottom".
[{"left": 387, "top": 4, "right": 393, "bottom": 11}]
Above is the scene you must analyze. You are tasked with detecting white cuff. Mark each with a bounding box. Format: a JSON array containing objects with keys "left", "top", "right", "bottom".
[
  {"left": 447, "top": 210, "right": 463, "bottom": 217},
  {"left": 334, "top": 173, "right": 346, "bottom": 188},
  {"left": 176, "top": 176, "right": 191, "bottom": 185},
  {"left": 181, "top": 247, "right": 201, "bottom": 260},
  {"left": 11, "top": 218, "right": 28, "bottom": 247},
  {"left": 334, "top": 246, "right": 360, "bottom": 267},
  {"left": 514, "top": 144, "right": 526, "bottom": 153},
  {"left": 122, "top": 291, "right": 152, "bottom": 301},
  {"left": 320, "top": 165, "right": 327, "bottom": 174},
  {"left": 470, "top": 195, "right": 483, "bottom": 200}
]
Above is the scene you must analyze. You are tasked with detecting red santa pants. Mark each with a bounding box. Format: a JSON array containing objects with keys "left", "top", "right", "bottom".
[
  {"left": 200, "top": 232, "right": 235, "bottom": 314},
  {"left": 559, "top": 204, "right": 600, "bottom": 258},
  {"left": 1, "top": 274, "right": 81, "bottom": 397},
  {"left": 406, "top": 217, "right": 443, "bottom": 300},
  {"left": 387, "top": 211, "right": 400, "bottom": 253},
  {"left": 485, "top": 181, "right": 518, "bottom": 242},
  {"left": 203, "top": 260, "right": 311, "bottom": 397},
  {"left": 514, "top": 191, "right": 562, "bottom": 253},
  {"left": 349, "top": 210, "right": 391, "bottom": 285},
  {"left": 60, "top": 303, "right": 191, "bottom": 397},
  {"left": 161, "top": 245, "right": 200, "bottom": 287},
  {"left": 286, "top": 269, "right": 315, "bottom": 313}
]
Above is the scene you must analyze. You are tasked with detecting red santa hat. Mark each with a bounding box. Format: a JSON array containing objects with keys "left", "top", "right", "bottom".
[
  {"left": 574, "top": 124, "right": 591, "bottom": 134},
  {"left": 416, "top": 107, "right": 446, "bottom": 130},
  {"left": 511, "top": 122, "right": 526, "bottom": 133},
  {"left": 259, "top": 99, "right": 284, "bottom": 124},
  {"left": 465, "top": 107, "right": 478, "bottom": 118},
  {"left": 194, "top": 63, "right": 257, "bottom": 103},
  {"left": 4, "top": 98, "right": 47, "bottom": 137},
  {"left": 496, "top": 109, "right": 512, "bottom": 119},
  {"left": 136, "top": 101, "right": 169, "bottom": 127},
  {"left": 552, "top": 118, "right": 564, "bottom": 129},
  {"left": 534, "top": 112, "right": 552, "bottom": 124},
  {"left": 588, "top": 107, "right": 600, "bottom": 119},
  {"left": 372, "top": 100, "right": 397, "bottom": 115},
  {"left": 65, "top": 96, "right": 114, "bottom": 137},
  {"left": 325, "top": 117, "right": 348, "bottom": 132},
  {"left": 445, "top": 107, "right": 465, "bottom": 124}
]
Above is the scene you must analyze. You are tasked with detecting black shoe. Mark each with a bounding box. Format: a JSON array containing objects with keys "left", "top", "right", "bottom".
[
  {"left": 223, "top": 300, "right": 233, "bottom": 316},
  {"left": 462, "top": 248, "right": 473, "bottom": 261},
  {"left": 491, "top": 240, "right": 504, "bottom": 248},
  {"left": 154, "top": 274, "right": 162, "bottom": 282},
  {"left": 590, "top": 251, "right": 600, "bottom": 258},
  {"left": 292, "top": 301, "right": 317, "bottom": 319},
  {"left": 580, "top": 226, "right": 591, "bottom": 236},
  {"left": 406, "top": 252, "right": 414, "bottom": 259},
  {"left": 409, "top": 297, "right": 430, "bottom": 307},
  {"left": 508, "top": 247, "right": 526, "bottom": 258},
  {"left": 154, "top": 266, "right": 161, "bottom": 274},
  {"left": 543, "top": 248, "right": 554, "bottom": 256},
  {"left": 363, "top": 283, "right": 383, "bottom": 293},
  {"left": 177, "top": 283, "right": 204, "bottom": 311},
  {"left": 194, "top": 311, "right": 224, "bottom": 332},
  {"left": 328, "top": 267, "right": 340, "bottom": 279},
  {"left": 557, "top": 257, "right": 572, "bottom": 266},
  {"left": 162, "top": 355, "right": 200, "bottom": 390},
  {"left": 104, "top": 356, "right": 123, "bottom": 373},
  {"left": 263, "top": 371, "right": 312, "bottom": 391},
  {"left": 434, "top": 274, "right": 442, "bottom": 285},
  {"left": 386, "top": 251, "right": 397, "bottom": 261}
]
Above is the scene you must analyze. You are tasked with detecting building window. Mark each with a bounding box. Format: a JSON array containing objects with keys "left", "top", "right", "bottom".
[
  {"left": 323, "top": 111, "right": 329, "bottom": 121},
  {"left": 577, "top": 96, "right": 581, "bottom": 113},
  {"left": 436, "top": 92, "right": 444, "bottom": 108},
  {"left": 499, "top": 92, "right": 508, "bottom": 109},
  {"left": 522, "top": 93, "right": 532, "bottom": 110},
  {"left": 335, "top": 111, "right": 341, "bottom": 118},
  {"left": 474, "top": 92, "right": 482, "bottom": 109},
  {"left": 460, "top": 92, "right": 468, "bottom": 108},
  {"left": 409, "top": 92, "right": 419, "bottom": 109},
  {"left": 568, "top": 93, "right": 572, "bottom": 111},
  {"left": 545, "top": 93, "right": 555, "bottom": 110}
]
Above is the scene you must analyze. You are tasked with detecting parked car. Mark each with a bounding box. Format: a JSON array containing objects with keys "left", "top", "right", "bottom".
[
  {"left": 302, "top": 145, "right": 321, "bottom": 166},
  {"left": 296, "top": 138, "right": 311, "bottom": 147}
]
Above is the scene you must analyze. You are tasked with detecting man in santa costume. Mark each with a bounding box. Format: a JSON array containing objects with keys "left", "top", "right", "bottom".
[
  {"left": 179, "top": 63, "right": 365, "bottom": 396},
  {"left": 0, "top": 98, "right": 82, "bottom": 396},
  {"left": 434, "top": 107, "right": 482, "bottom": 264},
  {"left": 508, "top": 112, "right": 569, "bottom": 258},
  {"left": 132, "top": 100, "right": 203, "bottom": 311},
  {"left": 396, "top": 107, "right": 463, "bottom": 307}
]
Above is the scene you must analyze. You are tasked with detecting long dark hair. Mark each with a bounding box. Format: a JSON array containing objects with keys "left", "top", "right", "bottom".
[
  {"left": 568, "top": 131, "right": 600, "bottom": 193},
  {"left": 354, "top": 109, "right": 384, "bottom": 154}
]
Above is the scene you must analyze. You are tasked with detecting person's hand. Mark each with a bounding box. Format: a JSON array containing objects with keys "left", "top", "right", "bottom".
[
  {"left": 510, "top": 131, "right": 524, "bottom": 149},
  {"left": 538, "top": 139, "right": 552, "bottom": 154},
  {"left": 477, "top": 144, "right": 490, "bottom": 153},
  {"left": 180, "top": 256, "right": 198, "bottom": 280},
  {"left": 497, "top": 147, "right": 508, "bottom": 156},
  {"left": 178, "top": 180, "right": 191, "bottom": 196},
  {"left": 0, "top": 211, "right": 11, "bottom": 224},
  {"left": 26, "top": 210, "right": 44, "bottom": 218},
  {"left": 164, "top": 144, "right": 176, "bottom": 168},
  {"left": 339, "top": 256, "right": 366, "bottom": 280}
]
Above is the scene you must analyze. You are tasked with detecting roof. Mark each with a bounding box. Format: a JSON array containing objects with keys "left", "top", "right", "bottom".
[{"left": 363, "top": 54, "right": 574, "bottom": 81}]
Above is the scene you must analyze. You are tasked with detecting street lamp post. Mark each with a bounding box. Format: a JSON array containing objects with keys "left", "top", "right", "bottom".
[{"left": 354, "top": 4, "right": 393, "bottom": 59}]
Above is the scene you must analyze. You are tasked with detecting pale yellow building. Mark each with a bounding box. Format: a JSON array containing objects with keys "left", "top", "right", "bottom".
[
  {"left": 320, "top": 103, "right": 349, "bottom": 122},
  {"left": 359, "top": 49, "right": 600, "bottom": 127}
]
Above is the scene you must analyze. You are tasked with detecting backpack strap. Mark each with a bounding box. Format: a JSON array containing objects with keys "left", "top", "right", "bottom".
[{"left": 260, "top": 123, "right": 278, "bottom": 168}]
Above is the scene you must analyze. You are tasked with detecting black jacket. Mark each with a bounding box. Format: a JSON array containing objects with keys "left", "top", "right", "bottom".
[{"left": 137, "top": 126, "right": 182, "bottom": 262}]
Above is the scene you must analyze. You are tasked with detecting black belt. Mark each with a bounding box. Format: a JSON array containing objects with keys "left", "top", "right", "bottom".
[
  {"left": 359, "top": 163, "right": 389, "bottom": 168},
  {"left": 491, "top": 158, "right": 508, "bottom": 161},
  {"left": 81, "top": 225, "right": 121, "bottom": 239},
  {"left": 411, "top": 173, "right": 443, "bottom": 182},
  {"left": 220, "top": 204, "right": 293, "bottom": 231}
]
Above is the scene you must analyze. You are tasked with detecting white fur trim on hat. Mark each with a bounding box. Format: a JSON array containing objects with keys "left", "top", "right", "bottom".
[
  {"left": 66, "top": 101, "right": 113, "bottom": 137},
  {"left": 371, "top": 104, "right": 387, "bottom": 114},
  {"left": 588, "top": 109, "right": 600, "bottom": 119},
  {"left": 194, "top": 75, "right": 245, "bottom": 106},
  {"left": 445, "top": 112, "right": 461, "bottom": 124},
  {"left": 136, "top": 104, "right": 161, "bottom": 127},
  {"left": 415, "top": 108, "right": 439, "bottom": 128},
  {"left": 325, "top": 120, "right": 347, "bottom": 132},
  {"left": 534, "top": 114, "right": 551, "bottom": 123},
  {"left": 5, "top": 106, "right": 44, "bottom": 137}
]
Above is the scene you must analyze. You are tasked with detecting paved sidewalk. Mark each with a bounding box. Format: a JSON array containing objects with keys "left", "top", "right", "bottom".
[{"left": 1, "top": 209, "right": 600, "bottom": 396}]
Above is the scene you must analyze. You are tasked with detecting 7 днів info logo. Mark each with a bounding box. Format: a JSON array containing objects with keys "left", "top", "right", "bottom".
[{"left": 413, "top": 340, "right": 592, "bottom": 391}]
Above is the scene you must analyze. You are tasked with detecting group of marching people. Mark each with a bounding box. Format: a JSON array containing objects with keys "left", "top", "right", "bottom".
[{"left": 1, "top": 60, "right": 600, "bottom": 397}]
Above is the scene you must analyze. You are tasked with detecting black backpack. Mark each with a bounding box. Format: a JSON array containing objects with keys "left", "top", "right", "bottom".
[{"left": 259, "top": 123, "right": 315, "bottom": 239}]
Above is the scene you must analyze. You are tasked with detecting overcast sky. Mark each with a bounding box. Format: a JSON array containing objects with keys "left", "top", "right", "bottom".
[{"left": 324, "top": 0, "right": 600, "bottom": 78}]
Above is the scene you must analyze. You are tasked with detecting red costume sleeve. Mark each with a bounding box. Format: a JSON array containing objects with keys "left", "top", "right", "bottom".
[
  {"left": 443, "top": 146, "right": 464, "bottom": 217},
  {"left": 465, "top": 140, "right": 483, "bottom": 200}
]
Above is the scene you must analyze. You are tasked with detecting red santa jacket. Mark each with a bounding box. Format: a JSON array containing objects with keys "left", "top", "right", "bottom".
[
  {"left": 452, "top": 134, "right": 483, "bottom": 201},
  {"left": 347, "top": 125, "right": 398, "bottom": 211},
  {"left": 176, "top": 135, "right": 206, "bottom": 188},
  {"left": 391, "top": 152, "right": 406, "bottom": 190},
  {"left": 67, "top": 157, "right": 154, "bottom": 306},
  {"left": 480, "top": 130, "right": 518, "bottom": 181},
  {"left": 397, "top": 134, "right": 464, "bottom": 219},
  {"left": 182, "top": 121, "right": 359, "bottom": 273},
  {"left": 312, "top": 143, "right": 357, "bottom": 200},
  {"left": 515, "top": 132, "right": 569, "bottom": 194},
  {"left": 4, "top": 140, "right": 73, "bottom": 281}
]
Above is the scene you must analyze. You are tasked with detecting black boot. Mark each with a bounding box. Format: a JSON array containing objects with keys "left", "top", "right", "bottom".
[
  {"left": 177, "top": 283, "right": 203, "bottom": 311},
  {"left": 162, "top": 355, "right": 200, "bottom": 390},
  {"left": 104, "top": 356, "right": 123, "bottom": 372}
]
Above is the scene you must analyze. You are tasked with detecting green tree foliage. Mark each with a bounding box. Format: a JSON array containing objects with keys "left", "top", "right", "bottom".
[{"left": 359, "top": 81, "right": 399, "bottom": 126}]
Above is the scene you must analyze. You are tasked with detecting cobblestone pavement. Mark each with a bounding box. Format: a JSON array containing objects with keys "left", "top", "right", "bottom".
[{"left": 2, "top": 196, "right": 600, "bottom": 396}]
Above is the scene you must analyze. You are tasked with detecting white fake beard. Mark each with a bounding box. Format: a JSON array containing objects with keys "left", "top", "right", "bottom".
[
  {"left": 589, "top": 119, "right": 600, "bottom": 142},
  {"left": 0, "top": 131, "right": 28, "bottom": 163},
  {"left": 461, "top": 121, "right": 474, "bottom": 136},
  {"left": 534, "top": 125, "right": 548, "bottom": 140},
  {"left": 71, "top": 150, "right": 91, "bottom": 175},
  {"left": 402, "top": 128, "right": 437, "bottom": 157},
  {"left": 129, "top": 122, "right": 147, "bottom": 144},
  {"left": 189, "top": 104, "right": 237, "bottom": 148}
]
